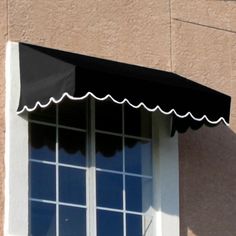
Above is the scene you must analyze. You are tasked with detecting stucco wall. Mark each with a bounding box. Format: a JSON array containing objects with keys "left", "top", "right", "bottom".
[
  {"left": 172, "top": 1, "right": 236, "bottom": 235},
  {"left": 179, "top": 124, "right": 236, "bottom": 236},
  {"left": 0, "top": 1, "right": 236, "bottom": 235},
  {"left": 172, "top": 0, "right": 236, "bottom": 131},
  {"left": 8, "top": 0, "right": 171, "bottom": 71}
]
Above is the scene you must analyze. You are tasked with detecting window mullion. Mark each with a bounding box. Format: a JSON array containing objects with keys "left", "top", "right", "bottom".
[
  {"left": 87, "top": 97, "right": 97, "bottom": 236},
  {"left": 56, "top": 104, "right": 59, "bottom": 236},
  {"left": 122, "top": 104, "right": 126, "bottom": 236}
]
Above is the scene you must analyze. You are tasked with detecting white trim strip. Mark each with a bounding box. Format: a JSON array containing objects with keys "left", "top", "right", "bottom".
[
  {"left": 30, "top": 198, "right": 87, "bottom": 208},
  {"left": 17, "top": 91, "right": 229, "bottom": 126},
  {"left": 96, "top": 168, "right": 152, "bottom": 179},
  {"left": 5, "top": 42, "right": 29, "bottom": 235},
  {"left": 96, "top": 206, "right": 145, "bottom": 216}
]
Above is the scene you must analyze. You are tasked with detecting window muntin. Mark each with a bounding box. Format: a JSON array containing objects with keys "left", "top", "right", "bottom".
[{"left": 29, "top": 98, "right": 153, "bottom": 236}]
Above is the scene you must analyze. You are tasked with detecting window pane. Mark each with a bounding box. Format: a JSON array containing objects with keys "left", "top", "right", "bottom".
[
  {"left": 29, "top": 123, "right": 56, "bottom": 162},
  {"left": 30, "top": 162, "right": 56, "bottom": 200},
  {"left": 125, "top": 138, "right": 152, "bottom": 175},
  {"left": 95, "top": 99, "right": 122, "bottom": 133},
  {"left": 59, "top": 98, "right": 87, "bottom": 129},
  {"left": 124, "top": 105, "right": 151, "bottom": 138},
  {"left": 126, "top": 214, "right": 142, "bottom": 236},
  {"left": 96, "top": 133, "right": 122, "bottom": 171},
  {"left": 59, "top": 128, "right": 86, "bottom": 167},
  {"left": 29, "top": 103, "right": 56, "bottom": 123},
  {"left": 59, "top": 167, "right": 86, "bottom": 205},
  {"left": 97, "top": 172, "right": 123, "bottom": 209},
  {"left": 126, "top": 176, "right": 152, "bottom": 213},
  {"left": 59, "top": 206, "right": 86, "bottom": 236},
  {"left": 30, "top": 201, "right": 56, "bottom": 236},
  {"left": 97, "top": 210, "right": 123, "bottom": 236}
]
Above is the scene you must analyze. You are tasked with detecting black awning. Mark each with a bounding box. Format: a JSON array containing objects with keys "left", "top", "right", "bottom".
[{"left": 18, "top": 43, "right": 231, "bottom": 134}]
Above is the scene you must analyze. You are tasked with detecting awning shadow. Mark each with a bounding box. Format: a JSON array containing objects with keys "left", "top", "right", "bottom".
[{"left": 179, "top": 123, "right": 236, "bottom": 236}]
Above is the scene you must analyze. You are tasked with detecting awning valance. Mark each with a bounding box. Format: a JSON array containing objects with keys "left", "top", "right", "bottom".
[{"left": 18, "top": 43, "right": 231, "bottom": 134}]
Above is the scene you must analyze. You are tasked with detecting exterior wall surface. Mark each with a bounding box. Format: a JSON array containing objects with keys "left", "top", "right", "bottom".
[
  {"left": 0, "top": 1, "right": 236, "bottom": 235},
  {"left": 0, "top": 0, "right": 7, "bottom": 234}
]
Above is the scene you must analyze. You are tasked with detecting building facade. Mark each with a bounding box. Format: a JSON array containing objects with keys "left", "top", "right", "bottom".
[{"left": 0, "top": 0, "right": 236, "bottom": 235}]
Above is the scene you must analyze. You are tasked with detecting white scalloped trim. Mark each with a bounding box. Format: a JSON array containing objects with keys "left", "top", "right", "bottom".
[{"left": 17, "top": 92, "right": 229, "bottom": 126}]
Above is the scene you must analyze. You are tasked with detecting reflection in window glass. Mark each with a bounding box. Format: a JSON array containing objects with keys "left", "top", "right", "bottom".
[
  {"left": 59, "top": 129, "right": 86, "bottom": 166},
  {"left": 126, "top": 214, "right": 142, "bottom": 236},
  {"left": 30, "top": 162, "right": 56, "bottom": 201},
  {"left": 125, "top": 138, "right": 152, "bottom": 175},
  {"left": 96, "top": 133, "right": 122, "bottom": 171},
  {"left": 126, "top": 176, "right": 152, "bottom": 213},
  {"left": 29, "top": 98, "right": 154, "bottom": 235},
  {"left": 97, "top": 172, "right": 123, "bottom": 209},
  {"left": 97, "top": 210, "right": 123, "bottom": 236},
  {"left": 95, "top": 99, "right": 122, "bottom": 133},
  {"left": 59, "top": 206, "right": 86, "bottom": 236},
  {"left": 30, "top": 202, "right": 56, "bottom": 236},
  {"left": 59, "top": 98, "right": 87, "bottom": 129},
  {"left": 124, "top": 104, "right": 151, "bottom": 138},
  {"left": 59, "top": 167, "right": 86, "bottom": 205},
  {"left": 29, "top": 123, "right": 56, "bottom": 162},
  {"left": 29, "top": 103, "right": 56, "bottom": 123}
]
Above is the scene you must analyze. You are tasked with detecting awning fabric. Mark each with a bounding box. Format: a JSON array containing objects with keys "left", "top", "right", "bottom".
[{"left": 18, "top": 43, "right": 231, "bottom": 135}]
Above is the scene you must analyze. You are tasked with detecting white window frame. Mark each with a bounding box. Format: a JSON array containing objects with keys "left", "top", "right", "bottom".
[{"left": 4, "top": 41, "right": 180, "bottom": 236}]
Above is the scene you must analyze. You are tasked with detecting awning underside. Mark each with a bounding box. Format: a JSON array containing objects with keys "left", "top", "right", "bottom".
[{"left": 18, "top": 43, "right": 231, "bottom": 135}]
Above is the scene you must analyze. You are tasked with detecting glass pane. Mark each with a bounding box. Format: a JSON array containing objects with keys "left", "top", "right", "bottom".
[
  {"left": 30, "top": 162, "right": 56, "bottom": 200},
  {"left": 97, "top": 172, "right": 123, "bottom": 209},
  {"left": 125, "top": 138, "right": 152, "bottom": 175},
  {"left": 97, "top": 210, "right": 123, "bottom": 236},
  {"left": 95, "top": 99, "right": 122, "bottom": 133},
  {"left": 124, "top": 105, "right": 151, "bottom": 138},
  {"left": 126, "top": 176, "right": 152, "bottom": 213},
  {"left": 59, "top": 206, "right": 86, "bottom": 236},
  {"left": 96, "top": 133, "right": 122, "bottom": 171},
  {"left": 29, "top": 123, "right": 56, "bottom": 162},
  {"left": 30, "top": 201, "right": 56, "bottom": 236},
  {"left": 29, "top": 103, "right": 56, "bottom": 123},
  {"left": 59, "top": 128, "right": 86, "bottom": 167},
  {"left": 59, "top": 98, "right": 87, "bottom": 129},
  {"left": 126, "top": 214, "right": 142, "bottom": 236},
  {"left": 59, "top": 167, "right": 86, "bottom": 205}
]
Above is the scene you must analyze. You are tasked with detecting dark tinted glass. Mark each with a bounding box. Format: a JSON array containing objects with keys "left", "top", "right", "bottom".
[
  {"left": 59, "top": 167, "right": 86, "bottom": 205},
  {"left": 30, "top": 162, "right": 56, "bottom": 200},
  {"left": 30, "top": 202, "right": 56, "bottom": 236},
  {"left": 126, "top": 214, "right": 142, "bottom": 236},
  {"left": 95, "top": 99, "right": 122, "bottom": 133},
  {"left": 97, "top": 210, "right": 123, "bottom": 236},
  {"left": 59, "top": 98, "right": 87, "bottom": 129},
  {"left": 126, "top": 176, "right": 152, "bottom": 213},
  {"left": 124, "top": 105, "right": 151, "bottom": 138},
  {"left": 97, "top": 172, "right": 123, "bottom": 209},
  {"left": 125, "top": 138, "right": 152, "bottom": 175},
  {"left": 59, "top": 206, "right": 86, "bottom": 236},
  {"left": 96, "top": 133, "right": 122, "bottom": 171},
  {"left": 59, "top": 128, "right": 86, "bottom": 166},
  {"left": 29, "top": 103, "right": 56, "bottom": 123},
  {"left": 29, "top": 123, "right": 56, "bottom": 162}
]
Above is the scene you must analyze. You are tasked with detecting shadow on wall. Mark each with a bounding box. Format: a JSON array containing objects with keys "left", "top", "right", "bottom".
[{"left": 179, "top": 123, "right": 236, "bottom": 236}]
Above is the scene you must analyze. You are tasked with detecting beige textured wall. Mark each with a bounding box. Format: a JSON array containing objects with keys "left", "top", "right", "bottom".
[
  {"left": 172, "top": 0, "right": 236, "bottom": 130},
  {"left": 0, "top": 1, "right": 235, "bottom": 236},
  {"left": 172, "top": 1, "right": 236, "bottom": 235},
  {"left": 8, "top": 0, "right": 171, "bottom": 71}
]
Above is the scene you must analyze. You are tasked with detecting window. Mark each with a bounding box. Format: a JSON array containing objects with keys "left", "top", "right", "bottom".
[
  {"left": 29, "top": 97, "right": 154, "bottom": 236},
  {"left": 5, "top": 42, "right": 179, "bottom": 236}
]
